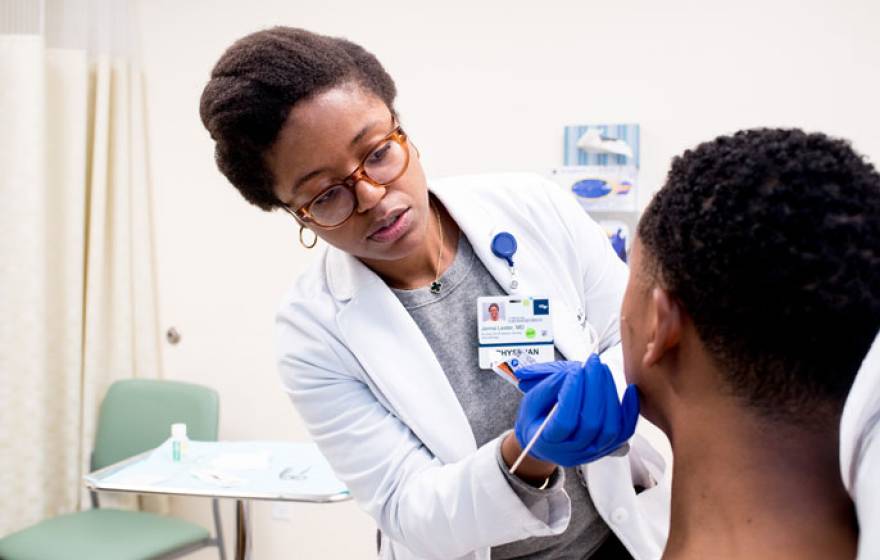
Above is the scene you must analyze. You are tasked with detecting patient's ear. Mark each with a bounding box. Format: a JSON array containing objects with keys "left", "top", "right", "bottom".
[{"left": 643, "top": 287, "right": 682, "bottom": 368}]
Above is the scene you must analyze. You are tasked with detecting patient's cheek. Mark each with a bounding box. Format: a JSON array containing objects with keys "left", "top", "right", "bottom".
[{"left": 620, "top": 315, "right": 639, "bottom": 385}]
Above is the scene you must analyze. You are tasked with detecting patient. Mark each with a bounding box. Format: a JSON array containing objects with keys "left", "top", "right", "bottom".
[{"left": 620, "top": 129, "right": 880, "bottom": 559}]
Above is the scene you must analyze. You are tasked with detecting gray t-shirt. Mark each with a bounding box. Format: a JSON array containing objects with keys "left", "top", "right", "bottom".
[{"left": 392, "top": 233, "right": 610, "bottom": 559}]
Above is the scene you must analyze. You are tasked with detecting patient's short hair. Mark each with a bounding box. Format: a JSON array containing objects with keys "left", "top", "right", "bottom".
[
  {"left": 638, "top": 128, "right": 880, "bottom": 422},
  {"left": 199, "top": 27, "right": 397, "bottom": 211}
]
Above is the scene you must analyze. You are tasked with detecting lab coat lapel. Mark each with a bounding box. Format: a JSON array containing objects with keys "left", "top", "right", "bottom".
[
  {"left": 328, "top": 249, "right": 477, "bottom": 464},
  {"left": 432, "top": 187, "right": 592, "bottom": 364}
]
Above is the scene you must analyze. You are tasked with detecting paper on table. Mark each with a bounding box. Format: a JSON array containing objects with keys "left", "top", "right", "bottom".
[
  {"left": 190, "top": 468, "right": 245, "bottom": 487},
  {"left": 209, "top": 452, "right": 271, "bottom": 470},
  {"left": 91, "top": 441, "right": 351, "bottom": 500}
]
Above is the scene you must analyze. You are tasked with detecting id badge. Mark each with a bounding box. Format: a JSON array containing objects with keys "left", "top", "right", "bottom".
[
  {"left": 477, "top": 296, "right": 554, "bottom": 369},
  {"left": 489, "top": 352, "right": 538, "bottom": 391}
]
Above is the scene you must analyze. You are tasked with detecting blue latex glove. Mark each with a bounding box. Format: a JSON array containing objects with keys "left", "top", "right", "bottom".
[
  {"left": 514, "top": 360, "right": 582, "bottom": 393},
  {"left": 513, "top": 355, "right": 640, "bottom": 467}
]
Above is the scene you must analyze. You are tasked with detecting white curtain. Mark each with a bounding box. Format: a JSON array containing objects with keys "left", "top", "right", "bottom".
[{"left": 0, "top": 0, "right": 162, "bottom": 536}]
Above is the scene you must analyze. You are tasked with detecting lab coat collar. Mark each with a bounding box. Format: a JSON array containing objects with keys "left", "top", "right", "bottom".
[{"left": 322, "top": 182, "right": 495, "bottom": 303}]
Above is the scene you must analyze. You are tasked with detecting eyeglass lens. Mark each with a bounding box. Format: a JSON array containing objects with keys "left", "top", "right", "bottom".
[{"left": 307, "top": 136, "right": 407, "bottom": 227}]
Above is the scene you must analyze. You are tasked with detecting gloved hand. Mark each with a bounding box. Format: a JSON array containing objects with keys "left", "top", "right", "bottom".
[
  {"left": 513, "top": 355, "right": 640, "bottom": 467},
  {"left": 514, "top": 360, "right": 582, "bottom": 393}
]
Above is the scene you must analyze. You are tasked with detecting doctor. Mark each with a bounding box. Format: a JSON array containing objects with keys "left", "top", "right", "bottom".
[{"left": 199, "top": 27, "right": 668, "bottom": 559}]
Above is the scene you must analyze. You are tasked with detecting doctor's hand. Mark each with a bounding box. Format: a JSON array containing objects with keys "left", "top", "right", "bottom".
[
  {"left": 513, "top": 355, "right": 640, "bottom": 467},
  {"left": 513, "top": 360, "right": 582, "bottom": 393}
]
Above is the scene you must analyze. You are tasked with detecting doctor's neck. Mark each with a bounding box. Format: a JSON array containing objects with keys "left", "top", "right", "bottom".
[
  {"left": 364, "top": 197, "right": 460, "bottom": 291},
  {"left": 660, "top": 381, "right": 857, "bottom": 560}
]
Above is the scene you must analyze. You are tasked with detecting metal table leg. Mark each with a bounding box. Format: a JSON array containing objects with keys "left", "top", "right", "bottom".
[{"left": 234, "top": 499, "right": 252, "bottom": 560}]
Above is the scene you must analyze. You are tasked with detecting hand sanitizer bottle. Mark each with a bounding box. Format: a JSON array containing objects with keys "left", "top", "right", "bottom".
[{"left": 171, "top": 423, "right": 189, "bottom": 462}]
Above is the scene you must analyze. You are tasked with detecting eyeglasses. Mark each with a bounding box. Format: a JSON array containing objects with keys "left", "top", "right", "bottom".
[{"left": 284, "top": 126, "right": 411, "bottom": 229}]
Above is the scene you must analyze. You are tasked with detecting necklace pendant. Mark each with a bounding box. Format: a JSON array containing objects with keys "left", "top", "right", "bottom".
[{"left": 430, "top": 280, "right": 443, "bottom": 294}]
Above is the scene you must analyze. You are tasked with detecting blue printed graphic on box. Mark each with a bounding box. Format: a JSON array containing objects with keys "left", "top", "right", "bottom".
[
  {"left": 533, "top": 299, "right": 550, "bottom": 316},
  {"left": 549, "top": 165, "right": 638, "bottom": 212},
  {"left": 554, "top": 123, "right": 640, "bottom": 212}
]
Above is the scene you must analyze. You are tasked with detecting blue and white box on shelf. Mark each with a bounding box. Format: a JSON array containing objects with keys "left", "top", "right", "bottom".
[
  {"left": 549, "top": 164, "right": 638, "bottom": 212},
  {"left": 550, "top": 123, "right": 640, "bottom": 212}
]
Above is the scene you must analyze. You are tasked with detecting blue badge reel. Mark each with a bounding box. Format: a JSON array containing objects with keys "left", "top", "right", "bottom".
[
  {"left": 491, "top": 232, "right": 519, "bottom": 291},
  {"left": 491, "top": 232, "right": 517, "bottom": 266}
]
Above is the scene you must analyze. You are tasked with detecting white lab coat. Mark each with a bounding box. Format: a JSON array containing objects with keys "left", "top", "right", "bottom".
[
  {"left": 840, "top": 330, "right": 880, "bottom": 559},
  {"left": 276, "top": 173, "right": 670, "bottom": 560}
]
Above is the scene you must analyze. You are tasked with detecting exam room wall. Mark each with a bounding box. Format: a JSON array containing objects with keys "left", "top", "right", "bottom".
[{"left": 134, "top": 1, "right": 880, "bottom": 558}]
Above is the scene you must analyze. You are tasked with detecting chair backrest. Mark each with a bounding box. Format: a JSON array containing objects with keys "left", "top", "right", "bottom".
[{"left": 91, "top": 379, "right": 219, "bottom": 471}]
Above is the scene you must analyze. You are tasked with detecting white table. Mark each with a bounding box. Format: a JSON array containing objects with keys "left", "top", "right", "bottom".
[{"left": 84, "top": 441, "right": 351, "bottom": 560}]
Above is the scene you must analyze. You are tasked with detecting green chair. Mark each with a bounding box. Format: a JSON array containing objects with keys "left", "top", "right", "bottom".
[{"left": 0, "top": 379, "right": 226, "bottom": 560}]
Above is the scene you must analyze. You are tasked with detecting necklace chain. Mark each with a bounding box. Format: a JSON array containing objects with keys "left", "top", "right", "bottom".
[{"left": 430, "top": 201, "right": 444, "bottom": 294}]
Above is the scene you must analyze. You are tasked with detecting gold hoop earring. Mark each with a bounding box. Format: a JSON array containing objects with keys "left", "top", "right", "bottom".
[{"left": 299, "top": 226, "right": 318, "bottom": 249}]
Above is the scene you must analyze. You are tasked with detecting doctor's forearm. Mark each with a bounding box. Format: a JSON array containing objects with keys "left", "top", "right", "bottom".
[{"left": 501, "top": 432, "right": 556, "bottom": 485}]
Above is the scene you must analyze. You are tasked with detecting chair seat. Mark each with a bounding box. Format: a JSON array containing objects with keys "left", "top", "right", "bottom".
[{"left": 0, "top": 508, "right": 211, "bottom": 560}]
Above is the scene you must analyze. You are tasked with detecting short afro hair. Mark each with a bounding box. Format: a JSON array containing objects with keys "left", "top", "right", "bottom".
[
  {"left": 199, "top": 27, "right": 397, "bottom": 211},
  {"left": 638, "top": 128, "right": 880, "bottom": 421}
]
